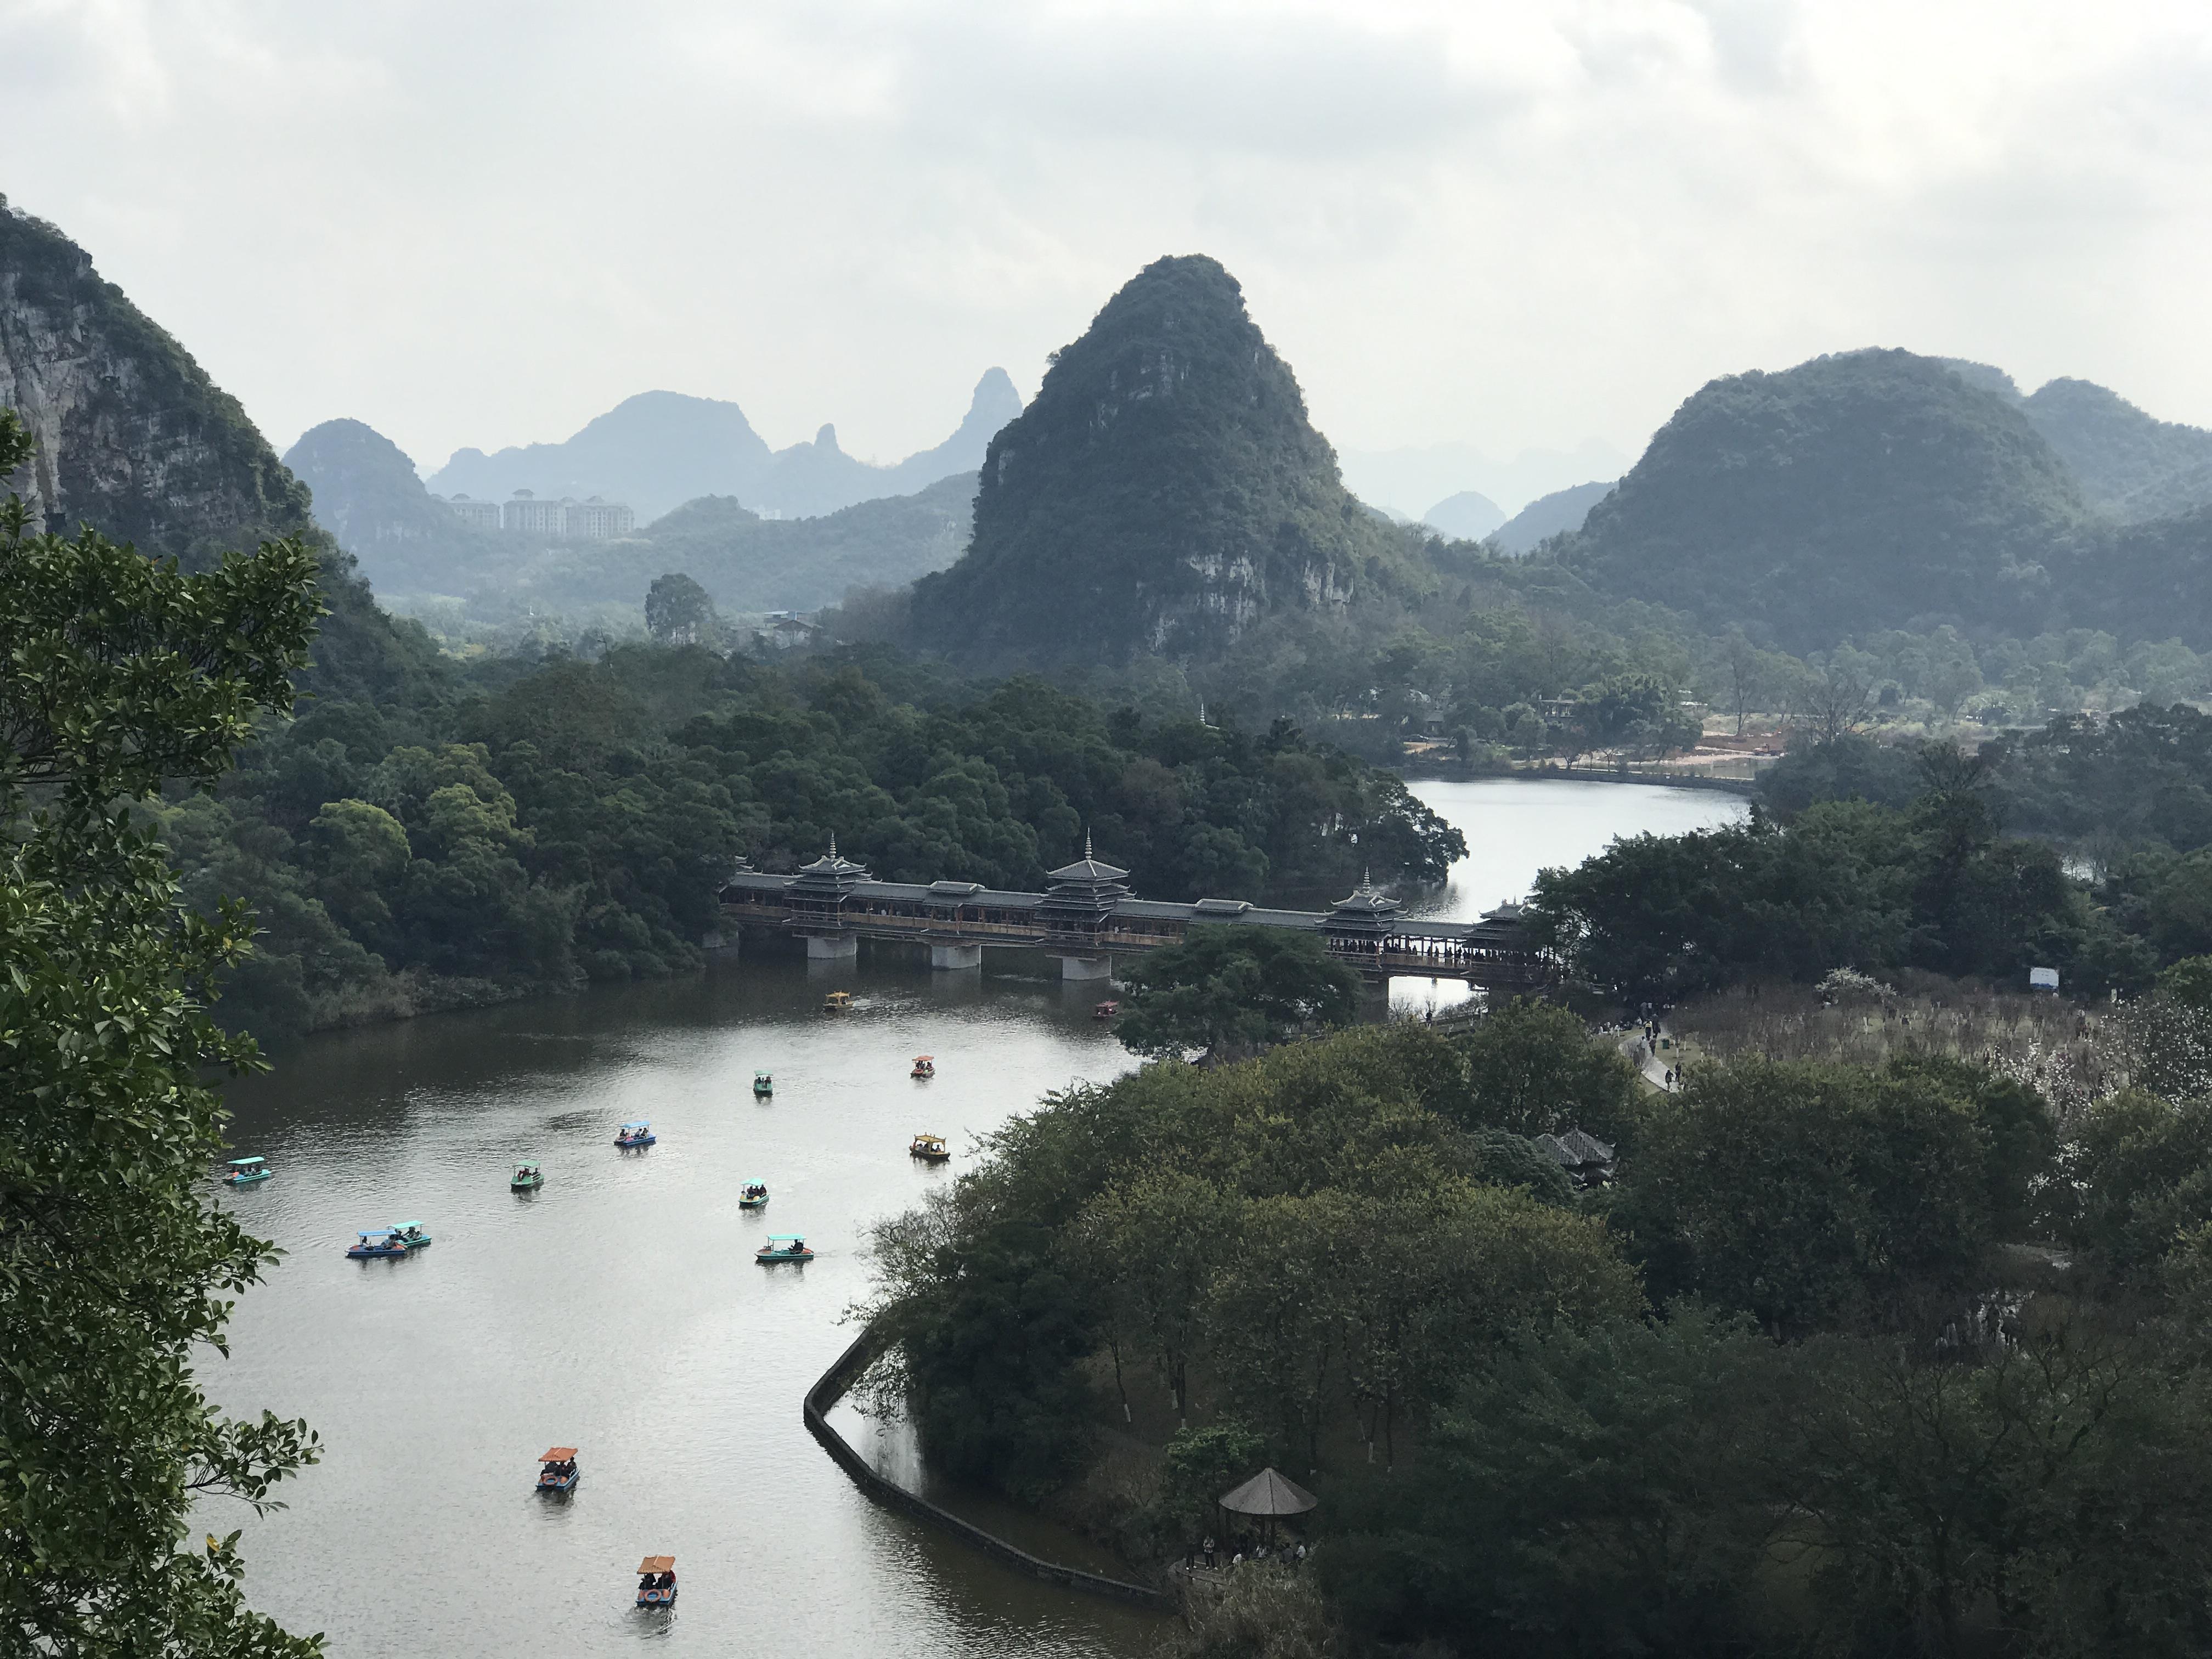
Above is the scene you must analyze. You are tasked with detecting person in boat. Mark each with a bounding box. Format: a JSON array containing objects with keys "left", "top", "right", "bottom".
[
  {"left": 656, "top": 1570, "right": 674, "bottom": 1589},
  {"left": 639, "top": 1573, "right": 654, "bottom": 1594}
]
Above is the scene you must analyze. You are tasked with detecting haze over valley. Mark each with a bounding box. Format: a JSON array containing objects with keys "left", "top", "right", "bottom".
[{"left": 16, "top": 8, "right": 2212, "bottom": 1658}]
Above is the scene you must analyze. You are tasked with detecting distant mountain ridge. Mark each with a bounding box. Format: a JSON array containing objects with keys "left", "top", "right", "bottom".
[
  {"left": 1492, "top": 479, "right": 1615, "bottom": 554},
  {"left": 426, "top": 369, "right": 1020, "bottom": 523},
  {"left": 283, "top": 415, "right": 973, "bottom": 620},
  {"left": 911, "top": 254, "right": 1424, "bottom": 669}
]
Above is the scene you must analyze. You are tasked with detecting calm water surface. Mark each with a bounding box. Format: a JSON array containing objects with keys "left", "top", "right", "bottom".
[{"left": 212, "top": 780, "right": 1745, "bottom": 1655}]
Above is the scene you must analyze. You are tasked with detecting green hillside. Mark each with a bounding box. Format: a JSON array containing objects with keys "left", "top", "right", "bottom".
[
  {"left": 0, "top": 200, "right": 437, "bottom": 703},
  {"left": 1559, "top": 348, "right": 2092, "bottom": 652},
  {"left": 910, "top": 255, "right": 1424, "bottom": 668},
  {"left": 2022, "top": 376, "right": 2212, "bottom": 522}
]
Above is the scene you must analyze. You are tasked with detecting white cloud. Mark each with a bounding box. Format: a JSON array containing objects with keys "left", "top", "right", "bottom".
[{"left": 5, "top": 0, "right": 2211, "bottom": 490}]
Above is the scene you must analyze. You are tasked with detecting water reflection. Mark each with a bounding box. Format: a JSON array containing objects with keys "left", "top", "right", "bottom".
[{"left": 1390, "top": 778, "right": 1748, "bottom": 1014}]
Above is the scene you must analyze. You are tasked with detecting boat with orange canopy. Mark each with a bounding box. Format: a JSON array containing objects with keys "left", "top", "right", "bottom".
[
  {"left": 536, "top": 1446, "right": 579, "bottom": 1493},
  {"left": 635, "top": 1555, "right": 676, "bottom": 1608}
]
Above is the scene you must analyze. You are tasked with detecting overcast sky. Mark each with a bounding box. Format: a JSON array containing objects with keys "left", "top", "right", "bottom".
[{"left": 8, "top": 0, "right": 2212, "bottom": 507}]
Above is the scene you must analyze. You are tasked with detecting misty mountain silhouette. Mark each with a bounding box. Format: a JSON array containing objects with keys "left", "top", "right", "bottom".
[{"left": 427, "top": 370, "right": 1020, "bottom": 523}]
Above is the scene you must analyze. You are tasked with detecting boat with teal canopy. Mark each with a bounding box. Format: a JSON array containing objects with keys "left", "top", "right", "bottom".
[
  {"left": 390, "top": 1221, "right": 432, "bottom": 1249},
  {"left": 753, "top": 1070, "right": 772, "bottom": 1097},
  {"left": 756, "top": 1234, "right": 815, "bottom": 1264},
  {"left": 510, "top": 1161, "right": 543, "bottom": 1191},
  {"left": 738, "top": 1178, "right": 769, "bottom": 1210},
  {"left": 223, "top": 1156, "right": 272, "bottom": 1186},
  {"left": 615, "top": 1120, "right": 656, "bottom": 1149}
]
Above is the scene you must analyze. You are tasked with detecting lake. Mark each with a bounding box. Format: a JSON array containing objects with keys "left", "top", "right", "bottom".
[{"left": 212, "top": 778, "right": 1746, "bottom": 1655}]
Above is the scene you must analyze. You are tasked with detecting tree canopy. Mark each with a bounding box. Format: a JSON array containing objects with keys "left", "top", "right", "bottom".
[
  {"left": 1113, "top": 926, "right": 1363, "bottom": 1063},
  {"left": 0, "top": 411, "right": 322, "bottom": 1653}
]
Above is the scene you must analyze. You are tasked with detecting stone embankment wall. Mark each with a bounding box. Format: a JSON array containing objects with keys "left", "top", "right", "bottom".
[{"left": 803, "top": 1325, "right": 1176, "bottom": 1612}]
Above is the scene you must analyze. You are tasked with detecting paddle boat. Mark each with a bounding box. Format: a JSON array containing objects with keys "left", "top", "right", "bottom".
[
  {"left": 1093, "top": 1000, "right": 1119, "bottom": 1020},
  {"left": 223, "top": 1156, "right": 272, "bottom": 1186},
  {"left": 537, "top": 1446, "right": 579, "bottom": 1493},
  {"left": 756, "top": 1234, "right": 816, "bottom": 1264},
  {"left": 614, "top": 1120, "right": 656, "bottom": 1149},
  {"left": 510, "top": 1161, "right": 544, "bottom": 1192},
  {"left": 822, "top": 990, "right": 853, "bottom": 1013},
  {"left": 911, "top": 1054, "right": 935, "bottom": 1080},
  {"left": 738, "top": 1178, "right": 770, "bottom": 1210},
  {"left": 391, "top": 1221, "right": 432, "bottom": 1250},
  {"left": 909, "top": 1133, "right": 950, "bottom": 1164},
  {"left": 635, "top": 1556, "right": 677, "bottom": 1609},
  {"left": 345, "top": 1228, "right": 407, "bottom": 1260},
  {"left": 753, "top": 1070, "right": 773, "bottom": 1098}
]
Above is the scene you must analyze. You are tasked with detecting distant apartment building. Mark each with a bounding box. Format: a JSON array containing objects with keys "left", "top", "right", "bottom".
[
  {"left": 433, "top": 489, "right": 636, "bottom": 540},
  {"left": 442, "top": 493, "right": 503, "bottom": 531},
  {"left": 500, "top": 489, "right": 569, "bottom": 537},
  {"left": 565, "top": 495, "right": 636, "bottom": 539}
]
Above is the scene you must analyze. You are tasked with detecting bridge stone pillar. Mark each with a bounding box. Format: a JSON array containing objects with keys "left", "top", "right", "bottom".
[
  {"left": 1057, "top": 953, "right": 1113, "bottom": 981},
  {"left": 929, "top": 943, "right": 982, "bottom": 970},
  {"left": 805, "top": 934, "right": 858, "bottom": 961}
]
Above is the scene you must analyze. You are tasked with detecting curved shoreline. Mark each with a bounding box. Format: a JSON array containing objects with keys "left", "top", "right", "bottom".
[{"left": 803, "top": 1325, "right": 1177, "bottom": 1613}]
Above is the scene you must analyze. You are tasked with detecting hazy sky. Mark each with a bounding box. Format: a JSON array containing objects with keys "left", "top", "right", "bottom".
[{"left": 9, "top": 0, "right": 2212, "bottom": 503}]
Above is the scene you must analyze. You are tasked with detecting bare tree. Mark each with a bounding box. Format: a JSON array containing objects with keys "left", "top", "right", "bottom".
[{"left": 1795, "top": 662, "right": 1874, "bottom": 744}]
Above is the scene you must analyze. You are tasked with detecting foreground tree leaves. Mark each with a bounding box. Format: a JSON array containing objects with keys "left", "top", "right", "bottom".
[{"left": 0, "top": 410, "right": 325, "bottom": 1655}]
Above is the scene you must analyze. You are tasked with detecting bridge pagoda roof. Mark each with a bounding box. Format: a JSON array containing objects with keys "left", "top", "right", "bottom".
[{"left": 797, "top": 836, "right": 870, "bottom": 881}]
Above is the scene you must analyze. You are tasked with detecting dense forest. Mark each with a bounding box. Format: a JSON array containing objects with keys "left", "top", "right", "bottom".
[
  {"left": 866, "top": 1006, "right": 2212, "bottom": 1656},
  {"left": 182, "top": 642, "right": 1462, "bottom": 1039}
]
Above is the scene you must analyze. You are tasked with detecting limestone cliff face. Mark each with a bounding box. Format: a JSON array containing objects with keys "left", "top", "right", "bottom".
[
  {"left": 0, "top": 200, "right": 315, "bottom": 562},
  {"left": 912, "top": 255, "right": 1407, "bottom": 668},
  {"left": 0, "top": 197, "right": 436, "bottom": 699}
]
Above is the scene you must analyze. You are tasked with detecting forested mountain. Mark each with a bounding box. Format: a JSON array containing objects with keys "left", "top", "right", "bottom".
[
  {"left": 1492, "top": 478, "right": 1613, "bottom": 554},
  {"left": 2021, "top": 376, "right": 2212, "bottom": 522},
  {"left": 426, "top": 369, "right": 1020, "bottom": 522},
  {"left": 1420, "top": 489, "right": 1504, "bottom": 540},
  {"left": 0, "top": 198, "right": 437, "bottom": 704},
  {"left": 1558, "top": 349, "right": 2094, "bottom": 651},
  {"left": 910, "top": 255, "right": 1425, "bottom": 668},
  {"left": 284, "top": 416, "right": 500, "bottom": 596}
]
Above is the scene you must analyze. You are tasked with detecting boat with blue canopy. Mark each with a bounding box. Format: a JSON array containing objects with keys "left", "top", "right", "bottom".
[
  {"left": 223, "top": 1156, "right": 272, "bottom": 1186},
  {"left": 537, "top": 1446, "right": 579, "bottom": 1494},
  {"left": 635, "top": 1555, "right": 677, "bottom": 1609},
  {"left": 615, "top": 1120, "right": 656, "bottom": 1149},
  {"left": 756, "top": 1234, "right": 815, "bottom": 1264},
  {"left": 346, "top": 1228, "right": 407, "bottom": 1259},
  {"left": 738, "top": 1178, "right": 769, "bottom": 1210},
  {"left": 510, "top": 1161, "right": 543, "bottom": 1191}
]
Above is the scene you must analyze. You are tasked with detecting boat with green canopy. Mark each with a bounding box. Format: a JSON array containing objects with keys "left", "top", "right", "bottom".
[
  {"left": 510, "top": 1161, "right": 544, "bottom": 1191},
  {"left": 223, "top": 1156, "right": 272, "bottom": 1186},
  {"left": 755, "top": 1234, "right": 815, "bottom": 1264},
  {"left": 753, "top": 1070, "right": 773, "bottom": 1097},
  {"left": 738, "top": 1178, "right": 770, "bottom": 1210}
]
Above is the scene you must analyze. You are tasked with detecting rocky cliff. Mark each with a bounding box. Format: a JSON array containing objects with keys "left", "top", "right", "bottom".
[
  {"left": 0, "top": 197, "right": 437, "bottom": 701},
  {"left": 910, "top": 255, "right": 1415, "bottom": 668}
]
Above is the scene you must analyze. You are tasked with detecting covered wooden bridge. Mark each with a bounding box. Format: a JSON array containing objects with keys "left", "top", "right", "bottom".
[{"left": 716, "top": 837, "right": 1553, "bottom": 988}]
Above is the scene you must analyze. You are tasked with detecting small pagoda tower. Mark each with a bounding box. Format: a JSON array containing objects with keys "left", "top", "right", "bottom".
[
  {"left": 787, "top": 836, "right": 872, "bottom": 955},
  {"left": 1037, "top": 833, "right": 1130, "bottom": 979},
  {"left": 1319, "top": 870, "right": 1402, "bottom": 964}
]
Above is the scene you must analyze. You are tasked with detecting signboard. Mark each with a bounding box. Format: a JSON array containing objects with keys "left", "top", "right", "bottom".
[{"left": 2029, "top": 967, "right": 2059, "bottom": 991}]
